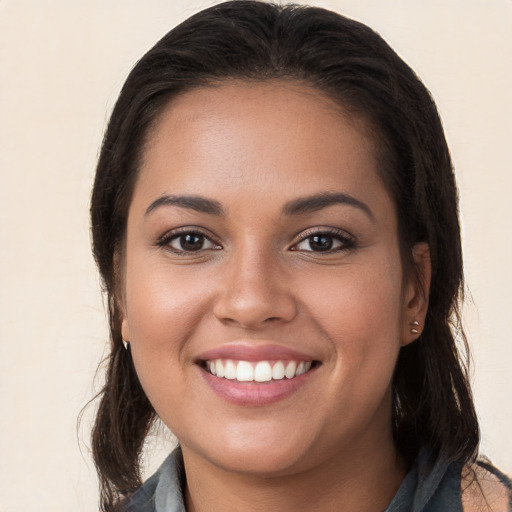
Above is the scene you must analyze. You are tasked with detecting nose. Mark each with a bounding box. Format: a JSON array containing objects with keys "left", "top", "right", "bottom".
[{"left": 212, "top": 248, "right": 298, "bottom": 330}]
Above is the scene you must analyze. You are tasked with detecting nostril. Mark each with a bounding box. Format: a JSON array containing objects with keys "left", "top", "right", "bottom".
[{"left": 213, "top": 286, "right": 298, "bottom": 329}]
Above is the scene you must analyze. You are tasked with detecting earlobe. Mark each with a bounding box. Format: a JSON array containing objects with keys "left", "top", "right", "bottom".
[
  {"left": 113, "top": 249, "right": 131, "bottom": 346},
  {"left": 402, "top": 242, "right": 431, "bottom": 346},
  {"left": 121, "top": 317, "right": 131, "bottom": 343},
  {"left": 120, "top": 317, "right": 132, "bottom": 350}
]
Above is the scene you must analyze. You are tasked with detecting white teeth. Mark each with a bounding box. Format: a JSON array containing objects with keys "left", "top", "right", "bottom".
[
  {"left": 215, "top": 360, "right": 225, "bottom": 378},
  {"left": 285, "top": 361, "right": 297, "bottom": 379},
  {"left": 224, "top": 360, "right": 237, "bottom": 380},
  {"left": 236, "top": 361, "right": 254, "bottom": 381},
  {"left": 205, "top": 359, "right": 313, "bottom": 382},
  {"left": 272, "top": 361, "right": 285, "bottom": 380},
  {"left": 254, "top": 361, "right": 272, "bottom": 382}
]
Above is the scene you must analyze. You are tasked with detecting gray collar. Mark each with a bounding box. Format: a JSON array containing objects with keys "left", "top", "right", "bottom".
[{"left": 125, "top": 447, "right": 461, "bottom": 512}]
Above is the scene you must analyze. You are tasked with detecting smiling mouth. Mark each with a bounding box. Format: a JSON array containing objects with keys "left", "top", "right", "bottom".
[{"left": 201, "top": 359, "right": 318, "bottom": 382}]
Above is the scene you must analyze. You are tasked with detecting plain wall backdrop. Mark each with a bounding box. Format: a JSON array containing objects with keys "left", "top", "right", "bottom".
[{"left": 0, "top": 1, "right": 510, "bottom": 510}]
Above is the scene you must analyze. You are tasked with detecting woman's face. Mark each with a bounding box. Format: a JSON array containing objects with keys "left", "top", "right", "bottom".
[{"left": 120, "top": 81, "right": 426, "bottom": 476}]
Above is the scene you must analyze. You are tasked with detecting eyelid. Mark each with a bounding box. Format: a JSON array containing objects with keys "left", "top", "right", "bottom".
[
  {"left": 290, "top": 226, "right": 356, "bottom": 252},
  {"left": 156, "top": 226, "right": 222, "bottom": 251},
  {"left": 154, "top": 225, "right": 355, "bottom": 253}
]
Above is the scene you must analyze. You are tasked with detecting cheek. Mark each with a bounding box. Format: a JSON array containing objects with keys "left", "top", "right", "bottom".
[
  {"left": 298, "top": 259, "right": 404, "bottom": 438},
  {"left": 301, "top": 257, "right": 403, "bottom": 373},
  {"left": 306, "top": 255, "right": 402, "bottom": 320},
  {"left": 125, "top": 255, "right": 212, "bottom": 341},
  {"left": 124, "top": 268, "right": 217, "bottom": 434},
  {"left": 123, "top": 257, "right": 215, "bottom": 400}
]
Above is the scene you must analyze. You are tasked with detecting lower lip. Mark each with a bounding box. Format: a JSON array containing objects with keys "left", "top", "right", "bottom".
[{"left": 199, "top": 366, "right": 317, "bottom": 406}]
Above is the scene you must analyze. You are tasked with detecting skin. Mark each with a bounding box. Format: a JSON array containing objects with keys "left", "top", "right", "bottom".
[{"left": 120, "top": 81, "right": 430, "bottom": 512}]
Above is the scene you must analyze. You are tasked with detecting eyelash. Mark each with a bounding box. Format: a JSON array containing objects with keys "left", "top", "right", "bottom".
[
  {"left": 291, "top": 228, "right": 356, "bottom": 254},
  {"left": 156, "top": 228, "right": 221, "bottom": 254},
  {"left": 156, "top": 227, "right": 356, "bottom": 254}
]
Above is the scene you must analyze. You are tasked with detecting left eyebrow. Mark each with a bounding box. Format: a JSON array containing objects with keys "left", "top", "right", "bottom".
[
  {"left": 283, "top": 192, "right": 375, "bottom": 222},
  {"left": 145, "top": 194, "right": 224, "bottom": 217}
]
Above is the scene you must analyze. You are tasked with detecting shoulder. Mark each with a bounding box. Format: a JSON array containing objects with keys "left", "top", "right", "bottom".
[
  {"left": 461, "top": 459, "right": 511, "bottom": 512},
  {"left": 118, "top": 447, "right": 186, "bottom": 512},
  {"left": 118, "top": 474, "right": 159, "bottom": 512}
]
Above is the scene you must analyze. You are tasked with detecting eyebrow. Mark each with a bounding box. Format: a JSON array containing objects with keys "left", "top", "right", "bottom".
[
  {"left": 144, "top": 191, "right": 374, "bottom": 221},
  {"left": 283, "top": 192, "right": 374, "bottom": 221},
  {"left": 145, "top": 194, "right": 224, "bottom": 216}
]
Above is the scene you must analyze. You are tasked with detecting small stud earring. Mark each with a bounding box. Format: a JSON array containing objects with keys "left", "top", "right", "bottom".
[
  {"left": 411, "top": 320, "right": 420, "bottom": 334},
  {"left": 122, "top": 338, "right": 130, "bottom": 350}
]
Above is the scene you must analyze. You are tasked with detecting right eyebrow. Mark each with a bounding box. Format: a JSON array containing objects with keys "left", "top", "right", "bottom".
[
  {"left": 144, "top": 194, "right": 224, "bottom": 217},
  {"left": 283, "top": 191, "right": 375, "bottom": 222}
]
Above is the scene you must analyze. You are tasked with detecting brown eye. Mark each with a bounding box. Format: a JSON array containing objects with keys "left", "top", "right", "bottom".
[
  {"left": 168, "top": 232, "right": 217, "bottom": 252},
  {"left": 293, "top": 230, "right": 355, "bottom": 253},
  {"left": 307, "top": 235, "right": 334, "bottom": 251}
]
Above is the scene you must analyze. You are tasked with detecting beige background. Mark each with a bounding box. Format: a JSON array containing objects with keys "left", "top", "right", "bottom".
[{"left": 0, "top": 1, "right": 510, "bottom": 510}]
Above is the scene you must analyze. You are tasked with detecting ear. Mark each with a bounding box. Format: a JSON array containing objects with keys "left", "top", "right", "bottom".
[
  {"left": 402, "top": 242, "right": 431, "bottom": 346},
  {"left": 113, "top": 249, "right": 132, "bottom": 343},
  {"left": 121, "top": 316, "right": 131, "bottom": 343}
]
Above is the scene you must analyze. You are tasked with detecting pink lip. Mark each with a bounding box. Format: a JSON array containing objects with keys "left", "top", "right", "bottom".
[
  {"left": 199, "top": 366, "right": 317, "bottom": 406},
  {"left": 195, "top": 342, "right": 320, "bottom": 406},
  {"left": 195, "top": 342, "right": 315, "bottom": 363}
]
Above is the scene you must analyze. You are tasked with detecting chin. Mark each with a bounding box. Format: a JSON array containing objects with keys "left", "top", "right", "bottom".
[
  {"left": 182, "top": 421, "right": 319, "bottom": 477},
  {"left": 211, "top": 444, "right": 311, "bottom": 476}
]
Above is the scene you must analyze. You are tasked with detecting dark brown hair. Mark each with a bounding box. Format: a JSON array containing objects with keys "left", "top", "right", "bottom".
[{"left": 89, "top": 2, "right": 479, "bottom": 510}]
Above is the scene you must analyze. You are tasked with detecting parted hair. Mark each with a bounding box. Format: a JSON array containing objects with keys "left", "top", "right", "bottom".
[{"left": 89, "top": 2, "right": 479, "bottom": 510}]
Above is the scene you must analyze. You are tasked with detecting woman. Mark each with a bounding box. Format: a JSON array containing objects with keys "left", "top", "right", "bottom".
[{"left": 89, "top": 1, "right": 511, "bottom": 510}]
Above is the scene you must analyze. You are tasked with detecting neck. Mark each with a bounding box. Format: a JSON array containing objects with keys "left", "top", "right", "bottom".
[{"left": 182, "top": 428, "right": 406, "bottom": 512}]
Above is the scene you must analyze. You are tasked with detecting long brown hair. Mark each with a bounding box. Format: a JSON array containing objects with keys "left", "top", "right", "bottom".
[{"left": 89, "top": 2, "right": 479, "bottom": 510}]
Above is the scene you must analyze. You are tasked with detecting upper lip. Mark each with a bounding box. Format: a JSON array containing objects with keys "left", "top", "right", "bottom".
[{"left": 195, "top": 342, "right": 318, "bottom": 363}]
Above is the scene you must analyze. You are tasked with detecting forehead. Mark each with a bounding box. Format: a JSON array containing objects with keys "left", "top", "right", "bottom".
[{"left": 134, "top": 80, "right": 390, "bottom": 214}]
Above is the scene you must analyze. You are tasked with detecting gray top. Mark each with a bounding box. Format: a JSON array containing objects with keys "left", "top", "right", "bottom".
[{"left": 121, "top": 448, "right": 511, "bottom": 511}]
